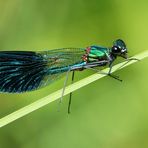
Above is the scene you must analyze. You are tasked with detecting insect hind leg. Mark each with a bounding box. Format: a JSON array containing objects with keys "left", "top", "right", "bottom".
[
  {"left": 68, "top": 71, "right": 75, "bottom": 114},
  {"left": 58, "top": 68, "right": 71, "bottom": 112}
]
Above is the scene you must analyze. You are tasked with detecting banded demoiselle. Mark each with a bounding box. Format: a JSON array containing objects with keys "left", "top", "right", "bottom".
[{"left": 0, "top": 39, "right": 138, "bottom": 113}]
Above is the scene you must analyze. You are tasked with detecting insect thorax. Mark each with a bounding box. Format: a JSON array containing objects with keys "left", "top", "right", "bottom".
[{"left": 82, "top": 46, "right": 109, "bottom": 63}]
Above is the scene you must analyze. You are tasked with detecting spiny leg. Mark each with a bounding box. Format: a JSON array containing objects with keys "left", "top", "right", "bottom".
[{"left": 68, "top": 71, "right": 75, "bottom": 114}]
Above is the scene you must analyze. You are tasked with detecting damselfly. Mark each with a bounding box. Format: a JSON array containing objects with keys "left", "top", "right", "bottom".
[{"left": 0, "top": 39, "right": 138, "bottom": 113}]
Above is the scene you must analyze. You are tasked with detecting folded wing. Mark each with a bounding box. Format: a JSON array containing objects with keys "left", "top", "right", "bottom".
[{"left": 0, "top": 48, "right": 84, "bottom": 93}]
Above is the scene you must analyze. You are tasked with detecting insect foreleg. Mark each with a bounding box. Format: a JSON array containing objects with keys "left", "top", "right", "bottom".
[{"left": 116, "top": 58, "right": 140, "bottom": 71}]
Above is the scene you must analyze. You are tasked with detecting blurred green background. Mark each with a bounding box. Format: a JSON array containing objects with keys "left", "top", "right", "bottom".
[{"left": 0, "top": 0, "right": 148, "bottom": 148}]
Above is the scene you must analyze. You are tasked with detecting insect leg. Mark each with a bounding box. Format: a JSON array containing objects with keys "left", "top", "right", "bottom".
[
  {"left": 116, "top": 58, "right": 140, "bottom": 71},
  {"left": 108, "top": 61, "right": 113, "bottom": 74},
  {"left": 68, "top": 71, "right": 75, "bottom": 114},
  {"left": 58, "top": 68, "right": 71, "bottom": 111},
  {"left": 108, "top": 61, "right": 122, "bottom": 81},
  {"left": 108, "top": 73, "right": 122, "bottom": 81},
  {"left": 87, "top": 67, "right": 122, "bottom": 82},
  {"left": 84, "top": 61, "right": 121, "bottom": 81}
]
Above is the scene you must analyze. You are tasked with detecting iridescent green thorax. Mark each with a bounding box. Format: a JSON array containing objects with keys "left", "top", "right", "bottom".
[{"left": 82, "top": 46, "right": 110, "bottom": 63}]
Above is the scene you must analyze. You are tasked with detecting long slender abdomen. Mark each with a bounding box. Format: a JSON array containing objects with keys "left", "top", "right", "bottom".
[{"left": 47, "top": 62, "right": 86, "bottom": 74}]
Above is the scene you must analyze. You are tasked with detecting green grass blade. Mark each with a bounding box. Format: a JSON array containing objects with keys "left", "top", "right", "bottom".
[{"left": 0, "top": 50, "right": 148, "bottom": 128}]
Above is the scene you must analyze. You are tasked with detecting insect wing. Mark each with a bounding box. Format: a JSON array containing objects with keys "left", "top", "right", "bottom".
[{"left": 0, "top": 48, "right": 85, "bottom": 93}]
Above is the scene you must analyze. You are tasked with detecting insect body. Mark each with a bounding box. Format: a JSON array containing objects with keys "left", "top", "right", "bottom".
[{"left": 0, "top": 39, "right": 130, "bottom": 93}]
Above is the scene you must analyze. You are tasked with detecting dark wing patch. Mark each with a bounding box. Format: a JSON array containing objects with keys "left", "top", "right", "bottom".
[
  {"left": 0, "top": 48, "right": 85, "bottom": 93},
  {"left": 0, "top": 51, "right": 48, "bottom": 93}
]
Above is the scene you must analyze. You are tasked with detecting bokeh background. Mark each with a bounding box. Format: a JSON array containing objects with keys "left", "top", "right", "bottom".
[{"left": 0, "top": 0, "right": 148, "bottom": 148}]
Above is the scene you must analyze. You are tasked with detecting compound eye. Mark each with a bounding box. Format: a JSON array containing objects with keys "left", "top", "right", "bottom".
[
  {"left": 112, "top": 46, "right": 120, "bottom": 53},
  {"left": 114, "top": 46, "right": 118, "bottom": 50}
]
